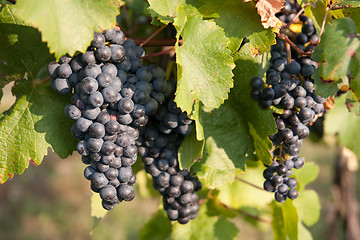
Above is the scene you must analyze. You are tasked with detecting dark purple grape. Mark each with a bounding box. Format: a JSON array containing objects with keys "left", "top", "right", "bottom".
[
  {"left": 275, "top": 192, "right": 287, "bottom": 203},
  {"left": 110, "top": 44, "right": 126, "bottom": 62},
  {"left": 95, "top": 46, "right": 111, "bottom": 62},
  {"left": 117, "top": 185, "right": 135, "bottom": 201},
  {"left": 264, "top": 180, "right": 276, "bottom": 192},
  {"left": 287, "top": 188, "right": 299, "bottom": 200}
]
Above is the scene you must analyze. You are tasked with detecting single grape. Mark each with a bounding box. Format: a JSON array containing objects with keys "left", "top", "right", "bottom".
[
  {"left": 88, "top": 91, "right": 104, "bottom": 108},
  {"left": 81, "top": 51, "right": 96, "bottom": 65},
  {"left": 91, "top": 172, "right": 108, "bottom": 189},
  {"left": 84, "top": 63, "right": 102, "bottom": 79},
  {"left": 52, "top": 78, "right": 71, "bottom": 94},
  {"left": 89, "top": 122, "right": 106, "bottom": 139},
  {"left": 48, "top": 61, "right": 60, "bottom": 78},
  {"left": 275, "top": 192, "right": 287, "bottom": 203},
  {"left": 80, "top": 77, "right": 98, "bottom": 94},
  {"left": 112, "top": 30, "right": 125, "bottom": 44},
  {"left": 101, "top": 63, "right": 117, "bottom": 78},
  {"left": 95, "top": 46, "right": 111, "bottom": 62},
  {"left": 100, "top": 185, "right": 117, "bottom": 202},
  {"left": 87, "top": 138, "right": 104, "bottom": 153},
  {"left": 110, "top": 44, "right": 126, "bottom": 62},
  {"left": 64, "top": 104, "right": 82, "bottom": 120},
  {"left": 287, "top": 188, "right": 299, "bottom": 200},
  {"left": 118, "top": 167, "right": 133, "bottom": 182},
  {"left": 91, "top": 32, "right": 106, "bottom": 48},
  {"left": 102, "top": 87, "right": 118, "bottom": 103},
  {"left": 118, "top": 185, "right": 135, "bottom": 201},
  {"left": 118, "top": 97, "right": 134, "bottom": 114},
  {"left": 251, "top": 77, "right": 264, "bottom": 90}
]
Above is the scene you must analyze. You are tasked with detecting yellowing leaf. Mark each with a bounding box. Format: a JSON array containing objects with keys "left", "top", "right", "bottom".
[{"left": 256, "top": 0, "right": 285, "bottom": 28}]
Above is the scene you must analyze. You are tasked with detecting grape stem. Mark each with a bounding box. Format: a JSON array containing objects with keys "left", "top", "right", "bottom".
[
  {"left": 132, "top": 38, "right": 181, "bottom": 46},
  {"left": 234, "top": 176, "right": 268, "bottom": 192},
  {"left": 284, "top": 2, "right": 310, "bottom": 29},
  {"left": 317, "top": 6, "right": 329, "bottom": 44},
  {"left": 285, "top": 41, "right": 292, "bottom": 63},
  {"left": 139, "top": 47, "right": 175, "bottom": 59},
  {"left": 276, "top": 32, "right": 312, "bottom": 56},
  {"left": 140, "top": 24, "right": 168, "bottom": 47},
  {"left": 207, "top": 189, "right": 272, "bottom": 224}
]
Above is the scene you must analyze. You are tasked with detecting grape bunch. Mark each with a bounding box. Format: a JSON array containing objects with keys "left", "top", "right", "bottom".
[
  {"left": 48, "top": 28, "right": 177, "bottom": 210},
  {"left": 137, "top": 100, "right": 201, "bottom": 224},
  {"left": 47, "top": 27, "right": 202, "bottom": 221},
  {"left": 250, "top": 14, "right": 325, "bottom": 202}
]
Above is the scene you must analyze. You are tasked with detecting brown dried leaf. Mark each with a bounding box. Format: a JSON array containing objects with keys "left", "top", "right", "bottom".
[
  {"left": 324, "top": 96, "right": 335, "bottom": 110},
  {"left": 255, "top": 0, "right": 285, "bottom": 28}
]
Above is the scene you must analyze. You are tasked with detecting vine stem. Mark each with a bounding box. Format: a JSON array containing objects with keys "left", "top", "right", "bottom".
[
  {"left": 139, "top": 47, "right": 175, "bottom": 59},
  {"left": 284, "top": 2, "right": 310, "bottom": 29},
  {"left": 286, "top": 41, "right": 292, "bottom": 64},
  {"left": 234, "top": 176, "right": 268, "bottom": 192},
  {"left": 276, "top": 32, "right": 311, "bottom": 56},
  {"left": 140, "top": 24, "right": 168, "bottom": 47},
  {"left": 207, "top": 190, "right": 272, "bottom": 224},
  {"left": 317, "top": 6, "right": 329, "bottom": 44},
  {"left": 131, "top": 38, "right": 180, "bottom": 46}
]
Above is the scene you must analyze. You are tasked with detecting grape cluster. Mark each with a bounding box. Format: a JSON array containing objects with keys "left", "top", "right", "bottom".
[
  {"left": 48, "top": 28, "right": 202, "bottom": 221},
  {"left": 137, "top": 100, "right": 201, "bottom": 224},
  {"left": 251, "top": 14, "right": 325, "bottom": 202},
  {"left": 48, "top": 28, "right": 178, "bottom": 210}
]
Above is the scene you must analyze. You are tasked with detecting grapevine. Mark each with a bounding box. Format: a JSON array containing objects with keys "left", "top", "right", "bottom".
[{"left": 0, "top": 0, "right": 360, "bottom": 239}]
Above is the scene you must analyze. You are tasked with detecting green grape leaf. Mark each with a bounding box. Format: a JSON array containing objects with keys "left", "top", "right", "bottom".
[
  {"left": 206, "top": 197, "right": 239, "bottom": 219},
  {"left": 313, "top": 71, "right": 344, "bottom": 98},
  {"left": 313, "top": 18, "right": 360, "bottom": 95},
  {"left": 139, "top": 210, "right": 171, "bottom": 240},
  {"left": 331, "top": 0, "right": 360, "bottom": 9},
  {"left": 91, "top": 192, "right": 107, "bottom": 219},
  {"left": 0, "top": 84, "right": 77, "bottom": 183},
  {"left": 271, "top": 201, "right": 286, "bottom": 240},
  {"left": 216, "top": 161, "right": 275, "bottom": 209},
  {"left": 0, "top": 5, "right": 53, "bottom": 88},
  {"left": 172, "top": 201, "right": 239, "bottom": 240},
  {"left": 293, "top": 190, "right": 320, "bottom": 227},
  {"left": 192, "top": 43, "right": 276, "bottom": 188},
  {"left": 298, "top": 222, "right": 313, "bottom": 240},
  {"left": 197, "top": 0, "right": 276, "bottom": 55},
  {"left": 351, "top": 8, "right": 360, "bottom": 32},
  {"left": 293, "top": 162, "right": 320, "bottom": 189},
  {"left": 325, "top": 93, "right": 360, "bottom": 158},
  {"left": 13, "top": 0, "right": 123, "bottom": 59},
  {"left": 0, "top": 95, "right": 48, "bottom": 183},
  {"left": 231, "top": 43, "right": 276, "bottom": 165},
  {"left": 147, "top": 0, "right": 185, "bottom": 23},
  {"left": 192, "top": 136, "right": 239, "bottom": 188},
  {"left": 174, "top": 5, "right": 235, "bottom": 115},
  {"left": 178, "top": 127, "right": 205, "bottom": 170},
  {"left": 271, "top": 201, "right": 299, "bottom": 240},
  {"left": 282, "top": 200, "right": 299, "bottom": 240}
]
